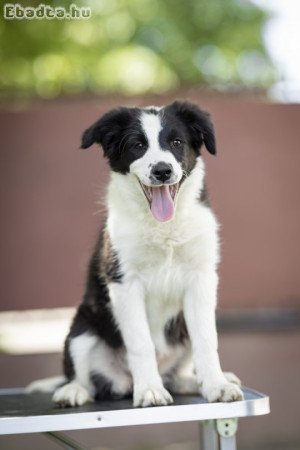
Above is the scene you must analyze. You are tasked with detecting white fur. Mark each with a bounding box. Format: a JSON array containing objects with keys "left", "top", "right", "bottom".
[
  {"left": 107, "top": 154, "right": 243, "bottom": 405},
  {"left": 52, "top": 381, "right": 91, "bottom": 407},
  {"left": 26, "top": 376, "right": 66, "bottom": 394},
  {"left": 52, "top": 333, "right": 96, "bottom": 405}
]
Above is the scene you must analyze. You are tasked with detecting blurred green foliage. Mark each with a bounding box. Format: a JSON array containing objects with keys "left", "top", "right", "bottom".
[{"left": 0, "top": 0, "right": 275, "bottom": 98}]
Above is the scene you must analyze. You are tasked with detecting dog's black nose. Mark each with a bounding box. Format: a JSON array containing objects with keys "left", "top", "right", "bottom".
[{"left": 151, "top": 162, "right": 173, "bottom": 183}]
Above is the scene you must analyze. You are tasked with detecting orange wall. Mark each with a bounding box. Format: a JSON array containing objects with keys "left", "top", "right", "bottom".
[{"left": 0, "top": 95, "right": 299, "bottom": 311}]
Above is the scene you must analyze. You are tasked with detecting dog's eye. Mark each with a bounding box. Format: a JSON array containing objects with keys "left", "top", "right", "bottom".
[
  {"left": 134, "top": 142, "right": 144, "bottom": 150},
  {"left": 172, "top": 139, "right": 183, "bottom": 148}
]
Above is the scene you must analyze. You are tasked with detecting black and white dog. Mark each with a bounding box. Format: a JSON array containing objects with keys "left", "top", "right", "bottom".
[{"left": 28, "top": 101, "right": 243, "bottom": 407}]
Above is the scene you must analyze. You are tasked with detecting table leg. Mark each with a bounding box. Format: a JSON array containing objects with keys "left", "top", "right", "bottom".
[
  {"left": 44, "top": 431, "right": 89, "bottom": 450},
  {"left": 219, "top": 435, "right": 237, "bottom": 450},
  {"left": 200, "top": 420, "right": 219, "bottom": 450},
  {"left": 200, "top": 418, "right": 238, "bottom": 450},
  {"left": 216, "top": 418, "right": 238, "bottom": 450}
]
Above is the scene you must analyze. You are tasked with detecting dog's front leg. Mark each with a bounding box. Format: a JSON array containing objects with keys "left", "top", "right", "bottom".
[
  {"left": 183, "top": 271, "right": 243, "bottom": 402},
  {"left": 109, "top": 278, "right": 173, "bottom": 407}
]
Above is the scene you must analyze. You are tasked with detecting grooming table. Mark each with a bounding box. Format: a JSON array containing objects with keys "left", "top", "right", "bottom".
[{"left": 0, "top": 387, "right": 269, "bottom": 450}]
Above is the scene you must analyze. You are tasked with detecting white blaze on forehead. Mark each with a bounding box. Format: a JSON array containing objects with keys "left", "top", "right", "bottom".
[
  {"left": 144, "top": 105, "right": 163, "bottom": 111},
  {"left": 139, "top": 111, "right": 162, "bottom": 150},
  {"left": 130, "top": 110, "right": 183, "bottom": 186}
]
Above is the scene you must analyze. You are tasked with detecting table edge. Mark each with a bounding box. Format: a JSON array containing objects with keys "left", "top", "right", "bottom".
[{"left": 0, "top": 387, "right": 270, "bottom": 435}]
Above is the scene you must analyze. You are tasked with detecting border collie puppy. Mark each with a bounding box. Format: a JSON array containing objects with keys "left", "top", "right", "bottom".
[{"left": 29, "top": 101, "right": 243, "bottom": 407}]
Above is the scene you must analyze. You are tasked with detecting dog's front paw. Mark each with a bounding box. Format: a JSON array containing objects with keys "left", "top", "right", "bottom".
[
  {"left": 203, "top": 382, "right": 244, "bottom": 403},
  {"left": 52, "top": 381, "right": 92, "bottom": 407},
  {"left": 223, "top": 371, "right": 242, "bottom": 386},
  {"left": 133, "top": 384, "right": 173, "bottom": 407}
]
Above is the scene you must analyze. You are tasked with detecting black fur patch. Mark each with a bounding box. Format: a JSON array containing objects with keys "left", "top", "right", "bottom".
[
  {"left": 99, "top": 227, "right": 123, "bottom": 283},
  {"left": 81, "top": 107, "right": 148, "bottom": 174},
  {"left": 63, "top": 228, "right": 125, "bottom": 382},
  {"left": 199, "top": 182, "right": 210, "bottom": 206},
  {"left": 164, "top": 101, "right": 216, "bottom": 156},
  {"left": 164, "top": 311, "right": 189, "bottom": 346},
  {"left": 91, "top": 372, "right": 132, "bottom": 400},
  {"left": 69, "top": 231, "right": 123, "bottom": 347},
  {"left": 90, "top": 372, "right": 113, "bottom": 399},
  {"left": 63, "top": 336, "right": 75, "bottom": 381}
]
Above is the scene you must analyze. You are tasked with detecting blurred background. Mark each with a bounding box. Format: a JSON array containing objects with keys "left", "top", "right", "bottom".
[{"left": 0, "top": 0, "right": 299, "bottom": 449}]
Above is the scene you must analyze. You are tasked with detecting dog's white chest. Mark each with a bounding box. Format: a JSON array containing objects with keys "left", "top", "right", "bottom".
[
  {"left": 144, "top": 274, "right": 184, "bottom": 353},
  {"left": 132, "top": 234, "right": 190, "bottom": 353},
  {"left": 107, "top": 170, "right": 219, "bottom": 354}
]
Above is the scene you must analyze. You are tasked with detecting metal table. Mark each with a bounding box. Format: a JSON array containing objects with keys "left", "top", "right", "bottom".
[{"left": 0, "top": 387, "right": 269, "bottom": 450}]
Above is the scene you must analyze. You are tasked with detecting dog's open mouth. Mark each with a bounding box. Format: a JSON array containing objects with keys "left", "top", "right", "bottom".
[{"left": 139, "top": 182, "right": 179, "bottom": 222}]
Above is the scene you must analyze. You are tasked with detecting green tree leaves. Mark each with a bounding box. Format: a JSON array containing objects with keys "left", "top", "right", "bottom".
[{"left": 0, "top": 0, "right": 275, "bottom": 99}]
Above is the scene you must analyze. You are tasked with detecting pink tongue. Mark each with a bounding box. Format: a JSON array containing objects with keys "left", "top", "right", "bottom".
[{"left": 150, "top": 185, "right": 174, "bottom": 222}]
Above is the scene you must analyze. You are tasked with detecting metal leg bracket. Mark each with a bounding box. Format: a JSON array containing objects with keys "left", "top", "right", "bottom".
[{"left": 201, "top": 418, "right": 238, "bottom": 450}]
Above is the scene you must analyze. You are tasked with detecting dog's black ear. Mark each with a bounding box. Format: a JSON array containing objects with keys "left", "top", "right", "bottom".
[
  {"left": 81, "top": 125, "right": 97, "bottom": 149},
  {"left": 171, "top": 101, "right": 216, "bottom": 155},
  {"left": 81, "top": 107, "right": 134, "bottom": 157}
]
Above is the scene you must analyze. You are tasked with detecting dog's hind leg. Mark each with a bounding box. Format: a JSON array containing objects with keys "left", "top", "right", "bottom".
[
  {"left": 52, "top": 333, "right": 96, "bottom": 407},
  {"left": 53, "top": 332, "right": 132, "bottom": 407}
]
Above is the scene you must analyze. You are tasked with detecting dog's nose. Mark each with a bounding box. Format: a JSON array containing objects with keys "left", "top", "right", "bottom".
[{"left": 151, "top": 162, "right": 173, "bottom": 183}]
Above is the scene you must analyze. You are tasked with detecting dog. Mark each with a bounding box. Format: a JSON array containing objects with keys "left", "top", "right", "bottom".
[{"left": 27, "top": 101, "right": 243, "bottom": 407}]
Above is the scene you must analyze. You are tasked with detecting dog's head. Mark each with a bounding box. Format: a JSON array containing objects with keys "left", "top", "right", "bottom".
[{"left": 81, "top": 101, "right": 216, "bottom": 222}]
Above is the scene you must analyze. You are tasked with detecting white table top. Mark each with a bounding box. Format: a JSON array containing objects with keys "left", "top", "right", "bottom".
[{"left": 0, "top": 387, "right": 270, "bottom": 435}]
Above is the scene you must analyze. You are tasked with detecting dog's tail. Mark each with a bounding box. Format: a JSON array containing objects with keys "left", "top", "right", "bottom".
[{"left": 25, "top": 375, "right": 66, "bottom": 394}]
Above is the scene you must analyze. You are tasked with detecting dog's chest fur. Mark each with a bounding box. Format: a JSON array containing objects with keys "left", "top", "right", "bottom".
[{"left": 106, "top": 162, "right": 219, "bottom": 353}]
